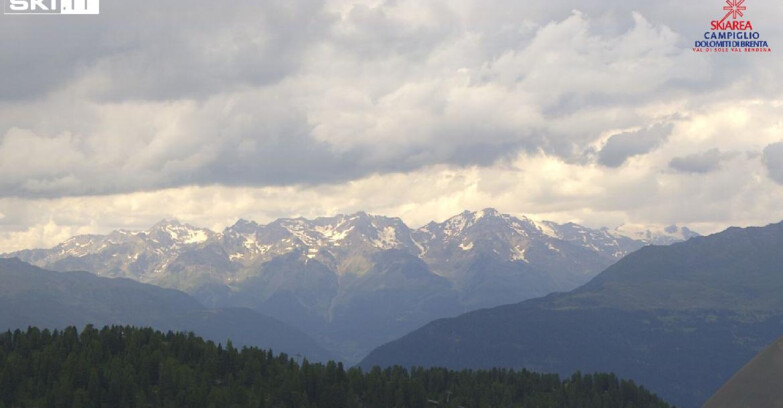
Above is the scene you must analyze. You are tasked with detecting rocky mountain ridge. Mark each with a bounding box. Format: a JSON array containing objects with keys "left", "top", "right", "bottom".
[{"left": 3, "top": 209, "right": 698, "bottom": 362}]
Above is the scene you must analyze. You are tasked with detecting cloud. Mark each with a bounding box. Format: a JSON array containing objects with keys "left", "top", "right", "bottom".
[
  {"left": 598, "top": 123, "right": 673, "bottom": 167},
  {"left": 3, "top": 149, "right": 783, "bottom": 253},
  {"left": 0, "top": 0, "right": 331, "bottom": 102},
  {"left": 0, "top": 8, "right": 703, "bottom": 198},
  {"left": 669, "top": 149, "right": 733, "bottom": 174},
  {"left": 763, "top": 142, "right": 783, "bottom": 185},
  {"left": 1, "top": 0, "right": 783, "bottom": 249}
]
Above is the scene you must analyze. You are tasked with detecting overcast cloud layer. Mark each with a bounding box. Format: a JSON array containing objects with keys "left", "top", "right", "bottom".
[{"left": 1, "top": 0, "right": 782, "bottom": 251}]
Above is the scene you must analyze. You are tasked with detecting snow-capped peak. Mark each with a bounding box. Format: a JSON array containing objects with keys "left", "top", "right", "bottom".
[
  {"left": 148, "top": 219, "right": 214, "bottom": 245},
  {"left": 223, "top": 212, "right": 413, "bottom": 256},
  {"left": 229, "top": 219, "right": 260, "bottom": 231},
  {"left": 612, "top": 224, "right": 700, "bottom": 246},
  {"left": 475, "top": 208, "right": 501, "bottom": 220},
  {"left": 151, "top": 219, "right": 182, "bottom": 229},
  {"left": 426, "top": 209, "right": 542, "bottom": 240},
  {"left": 436, "top": 208, "right": 504, "bottom": 237},
  {"left": 3, "top": 210, "right": 700, "bottom": 291}
]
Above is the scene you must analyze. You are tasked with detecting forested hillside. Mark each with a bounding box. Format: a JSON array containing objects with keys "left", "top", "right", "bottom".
[
  {"left": 0, "top": 258, "right": 332, "bottom": 362},
  {"left": 0, "top": 325, "right": 672, "bottom": 408}
]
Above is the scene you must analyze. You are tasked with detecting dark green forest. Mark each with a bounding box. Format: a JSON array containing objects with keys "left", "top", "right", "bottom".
[{"left": 0, "top": 326, "right": 672, "bottom": 408}]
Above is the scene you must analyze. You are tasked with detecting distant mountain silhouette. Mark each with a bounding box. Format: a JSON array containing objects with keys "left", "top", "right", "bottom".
[
  {"left": 360, "top": 221, "right": 783, "bottom": 408},
  {"left": 0, "top": 258, "right": 333, "bottom": 362}
]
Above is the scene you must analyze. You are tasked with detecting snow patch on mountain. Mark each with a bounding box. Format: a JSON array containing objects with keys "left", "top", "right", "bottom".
[
  {"left": 2, "top": 210, "right": 700, "bottom": 296},
  {"left": 372, "top": 226, "right": 400, "bottom": 250},
  {"left": 183, "top": 229, "right": 209, "bottom": 244},
  {"left": 314, "top": 223, "right": 353, "bottom": 242},
  {"left": 612, "top": 224, "right": 700, "bottom": 245},
  {"left": 511, "top": 246, "right": 528, "bottom": 262},
  {"left": 532, "top": 220, "right": 560, "bottom": 239},
  {"left": 443, "top": 213, "right": 471, "bottom": 237}
]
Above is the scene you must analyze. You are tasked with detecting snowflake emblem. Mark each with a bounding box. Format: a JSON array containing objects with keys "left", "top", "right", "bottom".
[{"left": 721, "top": 0, "right": 747, "bottom": 22}]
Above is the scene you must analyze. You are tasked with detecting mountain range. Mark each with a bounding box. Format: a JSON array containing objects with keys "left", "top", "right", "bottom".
[
  {"left": 0, "top": 258, "right": 332, "bottom": 362},
  {"left": 360, "top": 221, "right": 783, "bottom": 408},
  {"left": 2, "top": 209, "right": 697, "bottom": 362}
]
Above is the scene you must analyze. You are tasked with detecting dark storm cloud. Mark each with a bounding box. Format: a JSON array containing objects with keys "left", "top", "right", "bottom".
[
  {"left": 0, "top": 121, "right": 532, "bottom": 199},
  {"left": 669, "top": 149, "right": 732, "bottom": 174},
  {"left": 598, "top": 124, "right": 673, "bottom": 167},
  {"left": 0, "top": 18, "right": 108, "bottom": 100},
  {"left": 0, "top": 0, "right": 330, "bottom": 102}
]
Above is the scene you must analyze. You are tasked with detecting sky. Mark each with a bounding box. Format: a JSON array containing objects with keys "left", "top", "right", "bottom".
[{"left": 1, "top": 0, "right": 782, "bottom": 252}]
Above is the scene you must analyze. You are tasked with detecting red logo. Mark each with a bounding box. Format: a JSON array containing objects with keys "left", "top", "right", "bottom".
[
  {"left": 711, "top": 0, "right": 752, "bottom": 31},
  {"left": 720, "top": 0, "right": 747, "bottom": 23}
]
